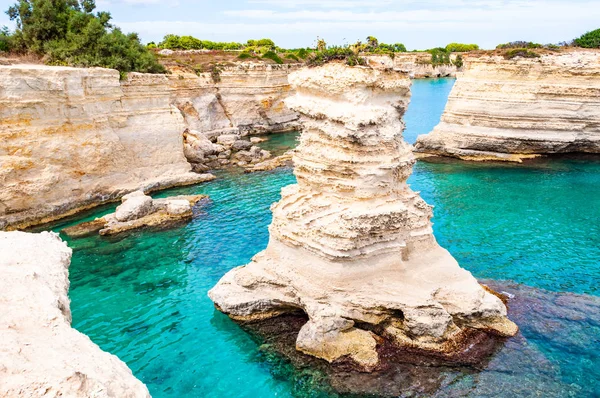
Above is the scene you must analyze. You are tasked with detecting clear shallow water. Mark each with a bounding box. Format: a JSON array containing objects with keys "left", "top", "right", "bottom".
[{"left": 52, "top": 79, "right": 600, "bottom": 397}]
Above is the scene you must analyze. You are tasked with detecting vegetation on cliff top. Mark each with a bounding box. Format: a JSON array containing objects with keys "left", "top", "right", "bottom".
[
  {"left": 574, "top": 28, "right": 600, "bottom": 48},
  {"left": 3, "top": 0, "right": 165, "bottom": 77}
]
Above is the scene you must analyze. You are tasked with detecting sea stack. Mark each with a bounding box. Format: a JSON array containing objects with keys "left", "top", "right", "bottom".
[
  {"left": 415, "top": 50, "right": 600, "bottom": 161},
  {"left": 209, "top": 63, "right": 517, "bottom": 370}
]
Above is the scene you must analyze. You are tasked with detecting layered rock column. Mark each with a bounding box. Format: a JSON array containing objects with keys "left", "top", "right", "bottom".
[
  {"left": 415, "top": 51, "right": 600, "bottom": 161},
  {"left": 209, "top": 63, "right": 517, "bottom": 370}
]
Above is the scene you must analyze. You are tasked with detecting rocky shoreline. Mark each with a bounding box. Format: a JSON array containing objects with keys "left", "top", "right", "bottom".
[{"left": 415, "top": 50, "right": 600, "bottom": 161}]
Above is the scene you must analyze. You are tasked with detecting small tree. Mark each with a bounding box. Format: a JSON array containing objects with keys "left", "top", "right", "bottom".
[
  {"left": 316, "top": 37, "right": 326, "bottom": 52},
  {"left": 574, "top": 28, "right": 600, "bottom": 48},
  {"left": 366, "top": 35, "right": 379, "bottom": 50},
  {"left": 453, "top": 54, "right": 464, "bottom": 68}
]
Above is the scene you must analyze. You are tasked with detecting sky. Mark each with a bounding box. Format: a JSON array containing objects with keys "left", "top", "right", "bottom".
[{"left": 0, "top": 0, "right": 598, "bottom": 50}]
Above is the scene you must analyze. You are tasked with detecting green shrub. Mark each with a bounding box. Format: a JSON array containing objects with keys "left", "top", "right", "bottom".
[
  {"left": 504, "top": 48, "right": 541, "bottom": 59},
  {"left": 0, "top": 26, "right": 11, "bottom": 52},
  {"left": 285, "top": 53, "right": 300, "bottom": 62},
  {"left": 453, "top": 54, "right": 464, "bottom": 68},
  {"left": 497, "top": 41, "right": 542, "bottom": 49},
  {"left": 574, "top": 28, "right": 600, "bottom": 48},
  {"left": 237, "top": 52, "right": 255, "bottom": 60},
  {"left": 262, "top": 50, "right": 283, "bottom": 64},
  {"left": 6, "top": 0, "right": 165, "bottom": 74},
  {"left": 296, "top": 48, "right": 310, "bottom": 59},
  {"left": 428, "top": 47, "right": 451, "bottom": 66},
  {"left": 445, "top": 43, "right": 479, "bottom": 52},
  {"left": 307, "top": 46, "right": 366, "bottom": 67}
]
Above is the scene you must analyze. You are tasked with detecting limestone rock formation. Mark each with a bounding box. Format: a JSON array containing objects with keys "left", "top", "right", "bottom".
[
  {"left": 169, "top": 63, "right": 301, "bottom": 138},
  {"left": 0, "top": 231, "right": 150, "bottom": 397},
  {"left": 0, "top": 65, "right": 212, "bottom": 230},
  {"left": 62, "top": 191, "right": 208, "bottom": 237},
  {"left": 209, "top": 63, "right": 517, "bottom": 370},
  {"left": 0, "top": 63, "right": 298, "bottom": 231},
  {"left": 415, "top": 50, "right": 600, "bottom": 161}
]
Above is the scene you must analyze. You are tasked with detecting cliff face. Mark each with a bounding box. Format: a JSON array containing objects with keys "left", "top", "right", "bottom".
[
  {"left": 0, "top": 231, "right": 150, "bottom": 397},
  {"left": 0, "top": 63, "right": 299, "bottom": 230},
  {"left": 415, "top": 51, "right": 600, "bottom": 161},
  {"left": 209, "top": 63, "right": 517, "bottom": 371},
  {"left": 173, "top": 64, "right": 300, "bottom": 137}
]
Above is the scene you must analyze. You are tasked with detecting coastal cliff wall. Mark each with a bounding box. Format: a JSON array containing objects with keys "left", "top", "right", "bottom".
[
  {"left": 0, "top": 231, "right": 150, "bottom": 397},
  {"left": 415, "top": 50, "right": 600, "bottom": 161},
  {"left": 170, "top": 63, "right": 300, "bottom": 137},
  {"left": 0, "top": 63, "right": 300, "bottom": 230}
]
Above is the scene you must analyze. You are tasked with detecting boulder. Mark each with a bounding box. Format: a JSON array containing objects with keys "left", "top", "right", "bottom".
[
  {"left": 115, "top": 195, "right": 153, "bottom": 222},
  {"left": 231, "top": 140, "right": 253, "bottom": 151},
  {"left": 166, "top": 200, "right": 192, "bottom": 216},
  {"left": 216, "top": 134, "right": 241, "bottom": 147}
]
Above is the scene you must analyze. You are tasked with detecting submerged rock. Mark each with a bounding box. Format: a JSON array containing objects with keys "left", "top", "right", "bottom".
[
  {"left": 0, "top": 231, "right": 150, "bottom": 397},
  {"left": 209, "top": 63, "right": 517, "bottom": 371},
  {"left": 63, "top": 192, "right": 207, "bottom": 237}
]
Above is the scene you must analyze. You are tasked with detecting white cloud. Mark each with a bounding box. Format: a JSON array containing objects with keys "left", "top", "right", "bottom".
[{"left": 247, "top": 0, "right": 394, "bottom": 7}]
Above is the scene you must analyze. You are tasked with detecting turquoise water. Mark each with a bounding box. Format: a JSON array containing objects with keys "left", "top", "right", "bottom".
[
  {"left": 53, "top": 79, "right": 600, "bottom": 397},
  {"left": 403, "top": 78, "right": 455, "bottom": 144}
]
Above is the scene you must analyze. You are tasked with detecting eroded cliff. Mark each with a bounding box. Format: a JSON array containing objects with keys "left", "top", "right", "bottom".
[
  {"left": 0, "top": 63, "right": 300, "bottom": 230},
  {"left": 0, "top": 231, "right": 150, "bottom": 397},
  {"left": 209, "top": 63, "right": 517, "bottom": 371},
  {"left": 415, "top": 50, "right": 600, "bottom": 161}
]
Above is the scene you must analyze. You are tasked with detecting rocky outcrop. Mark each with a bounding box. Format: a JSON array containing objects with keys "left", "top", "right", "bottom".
[
  {"left": 183, "top": 129, "right": 271, "bottom": 171},
  {"left": 62, "top": 191, "right": 209, "bottom": 237},
  {"left": 170, "top": 63, "right": 301, "bottom": 138},
  {"left": 209, "top": 63, "right": 517, "bottom": 371},
  {"left": 415, "top": 50, "right": 600, "bottom": 161},
  {"left": 0, "top": 65, "right": 215, "bottom": 230},
  {"left": 0, "top": 62, "right": 299, "bottom": 230},
  {"left": 0, "top": 231, "right": 150, "bottom": 397}
]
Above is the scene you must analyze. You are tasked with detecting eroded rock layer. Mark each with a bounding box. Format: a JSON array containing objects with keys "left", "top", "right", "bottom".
[
  {"left": 0, "top": 65, "right": 209, "bottom": 230},
  {"left": 209, "top": 63, "right": 517, "bottom": 371},
  {"left": 0, "top": 231, "right": 149, "bottom": 397},
  {"left": 415, "top": 51, "right": 600, "bottom": 161},
  {"left": 0, "top": 63, "right": 299, "bottom": 230}
]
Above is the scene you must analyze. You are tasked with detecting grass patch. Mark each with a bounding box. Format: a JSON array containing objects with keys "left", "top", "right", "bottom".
[
  {"left": 504, "top": 48, "right": 541, "bottom": 59},
  {"left": 262, "top": 51, "right": 283, "bottom": 64}
]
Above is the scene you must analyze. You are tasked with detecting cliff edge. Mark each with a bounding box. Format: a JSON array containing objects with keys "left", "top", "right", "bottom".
[{"left": 0, "top": 231, "right": 150, "bottom": 397}]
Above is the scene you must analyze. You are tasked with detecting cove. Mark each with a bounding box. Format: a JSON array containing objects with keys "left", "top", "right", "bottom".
[{"left": 50, "top": 78, "right": 600, "bottom": 397}]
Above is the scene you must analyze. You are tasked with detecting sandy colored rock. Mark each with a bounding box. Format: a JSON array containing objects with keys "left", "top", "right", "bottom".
[
  {"left": 0, "top": 65, "right": 213, "bottom": 230},
  {"left": 166, "top": 199, "right": 192, "bottom": 215},
  {"left": 0, "top": 231, "right": 150, "bottom": 397},
  {"left": 0, "top": 62, "right": 298, "bottom": 230},
  {"left": 415, "top": 50, "right": 600, "bottom": 161},
  {"left": 209, "top": 63, "right": 517, "bottom": 370},
  {"left": 115, "top": 194, "right": 153, "bottom": 222},
  {"left": 244, "top": 150, "right": 294, "bottom": 173}
]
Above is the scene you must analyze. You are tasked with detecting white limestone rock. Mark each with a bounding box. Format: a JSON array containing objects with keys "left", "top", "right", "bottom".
[
  {"left": 0, "top": 231, "right": 150, "bottom": 397},
  {"left": 209, "top": 63, "right": 517, "bottom": 370},
  {"left": 415, "top": 50, "right": 600, "bottom": 161},
  {"left": 166, "top": 199, "right": 192, "bottom": 216},
  {"left": 115, "top": 194, "right": 153, "bottom": 222}
]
